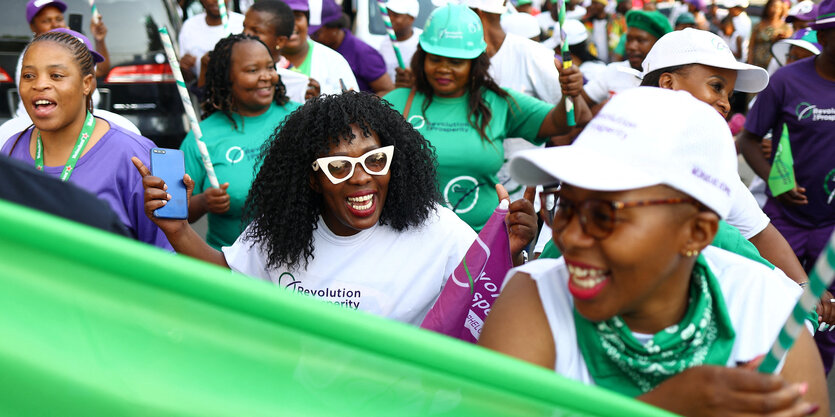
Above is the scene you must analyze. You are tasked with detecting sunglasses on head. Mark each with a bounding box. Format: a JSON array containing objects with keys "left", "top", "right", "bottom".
[
  {"left": 312, "top": 145, "right": 394, "bottom": 185},
  {"left": 539, "top": 186, "right": 701, "bottom": 240}
]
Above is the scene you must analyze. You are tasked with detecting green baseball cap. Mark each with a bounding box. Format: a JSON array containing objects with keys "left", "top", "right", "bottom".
[{"left": 626, "top": 10, "right": 673, "bottom": 39}]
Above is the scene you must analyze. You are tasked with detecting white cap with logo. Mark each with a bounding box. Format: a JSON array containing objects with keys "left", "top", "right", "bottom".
[
  {"left": 509, "top": 87, "right": 738, "bottom": 218},
  {"left": 386, "top": 0, "right": 420, "bottom": 18},
  {"left": 641, "top": 28, "right": 769, "bottom": 93},
  {"left": 462, "top": 0, "right": 507, "bottom": 14}
]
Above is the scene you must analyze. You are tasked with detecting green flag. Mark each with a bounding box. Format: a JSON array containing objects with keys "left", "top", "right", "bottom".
[
  {"left": 0, "top": 199, "right": 674, "bottom": 417},
  {"left": 768, "top": 124, "right": 796, "bottom": 196}
]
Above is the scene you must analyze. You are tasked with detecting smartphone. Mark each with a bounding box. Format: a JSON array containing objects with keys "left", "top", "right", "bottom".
[
  {"left": 68, "top": 13, "right": 83, "bottom": 33},
  {"left": 149, "top": 148, "right": 188, "bottom": 220}
]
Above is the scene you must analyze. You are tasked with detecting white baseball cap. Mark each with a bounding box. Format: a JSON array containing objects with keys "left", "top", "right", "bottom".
[
  {"left": 501, "top": 12, "right": 541, "bottom": 39},
  {"left": 509, "top": 87, "right": 738, "bottom": 218},
  {"left": 563, "top": 19, "right": 588, "bottom": 45},
  {"left": 386, "top": 0, "right": 420, "bottom": 17},
  {"left": 463, "top": 0, "right": 507, "bottom": 14},
  {"left": 641, "top": 28, "right": 769, "bottom": 93},
  {"left": 722, "top": 0, "right": 748, "bottom": 8}
]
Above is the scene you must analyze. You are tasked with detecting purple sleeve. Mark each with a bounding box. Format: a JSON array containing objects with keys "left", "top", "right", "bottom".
[
  {"left": 744, "top": 75, "right": 782, "bottom": 137},
  {"left": 361, "top": 47, "right": 388, "bottom": 82}
]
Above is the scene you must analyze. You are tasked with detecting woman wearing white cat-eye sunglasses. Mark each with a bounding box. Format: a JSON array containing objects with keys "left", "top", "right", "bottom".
[{"left": 131, "top": 92, "right": 537, "bottom": 326}]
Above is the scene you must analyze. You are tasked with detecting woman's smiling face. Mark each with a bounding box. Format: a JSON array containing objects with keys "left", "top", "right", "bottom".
[
  {"left": 554, "top": 184, "right": 709, "bottom": 333},
  {"left": 424, "top": 53, "right": 472, "bottom": 98},
  {"left": 228, "top": 40, "right": 278, "bottom": 117},
  {"left": 312, "top": 126, "right": 391, "bottom": 236}
]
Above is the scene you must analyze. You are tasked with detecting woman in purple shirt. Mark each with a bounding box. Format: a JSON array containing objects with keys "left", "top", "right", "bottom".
[{"left": 2, "top": 30, "right": 171, "bottom": 250}]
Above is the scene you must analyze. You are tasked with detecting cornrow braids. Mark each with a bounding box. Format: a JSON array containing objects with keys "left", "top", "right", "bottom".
[
  {"left": 25, "top": 31, "right": 96, "bottom": 113},
  {"left": 243, "top": 91, "right": 440, "bottom": 271},
  {"left": 201, "top": 34, "right": 290, "bottom": 129},
  {"left": 411, "top": 46, "right": 510, "bottom": 143}
]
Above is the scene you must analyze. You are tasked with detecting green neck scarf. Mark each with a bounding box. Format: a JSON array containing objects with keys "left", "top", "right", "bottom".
[{"left": 574, "top": 255, "right": 736, "bottom": 397}]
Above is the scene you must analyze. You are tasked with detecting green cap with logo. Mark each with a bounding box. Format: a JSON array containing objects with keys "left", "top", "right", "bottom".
[{"left": 419, "top": 4, "right": 487, "bottom": 59}]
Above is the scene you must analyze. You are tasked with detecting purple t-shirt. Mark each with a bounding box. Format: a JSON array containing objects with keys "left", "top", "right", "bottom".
[
  {"left": 745, "top": 57, "right": 835, "bottom": 229},
  {"left": 2, "top": 123, "right": 173, "bottom": 250},
  {"left": 336, "top": 29, "right": 387, "bottom": 93}
]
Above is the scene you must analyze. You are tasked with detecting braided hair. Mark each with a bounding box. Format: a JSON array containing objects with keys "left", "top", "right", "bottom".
[
  {"left": 244, "top": 91, "right": 439, "bottom": 271},
  {"left": 24, "top": 31, "right": 96, "bottom": 114},
  {"left": 201, "top": 34, "right": 289, "bottom": 128}
]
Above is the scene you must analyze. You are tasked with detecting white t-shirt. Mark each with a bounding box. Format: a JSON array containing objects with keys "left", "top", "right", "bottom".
[
  {"left": 579, "top": 60, "right": 607, "bottom": 83},
  {"left": 490, "top": 33, "right": 563, "bottom": 104},
  {"left": 222, "top": 205, "right": 477, "bottom": 325},
  {"left": 590, "top": 18, "right": 609, "bottom": 63},
  {"left": 293, "top": 40, "right": 359, "bottom": 99},
  {"left": 490, "top": 33, "right": 563, "bottom": 202},
  {"left": 583, "top": 60, "right": 642, "bottom": 104},
  {"left": 507, "top": 245, "right": 802, "bottom": 384},
  {"left": 379, "top": 28, "right": 423, "bottom": 82},
  {"left": 178, "top": 12, "right": 245, "bottom": 76},
  {"left": 727, "top": 178, "right": 770, "bottom": 239},
  {"left": 733, "top": 13, "right": 752, "bottom": 63}
]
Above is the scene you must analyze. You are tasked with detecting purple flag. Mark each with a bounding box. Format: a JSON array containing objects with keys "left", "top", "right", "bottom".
[{"left": 421, "top": 200, "right": 513, "bottom": 343}]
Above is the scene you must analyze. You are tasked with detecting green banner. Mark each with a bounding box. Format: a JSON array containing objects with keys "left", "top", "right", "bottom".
[
  {"left": 768, "top": 124, "right": 796, "bottom": 197},
  {"left": 0, "top": 199, "right": 674, "bottom": 417}
]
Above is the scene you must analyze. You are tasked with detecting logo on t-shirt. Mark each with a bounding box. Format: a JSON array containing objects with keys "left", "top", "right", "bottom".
[
  {"left": 443, "top": 176, "right": 480, "bottom": 214},
  {"left": 796, "top": 102, "right": 835, "bottom": 122},
  {"left": 226, "top": 146, "right": 245, "bottom": 164},
  {"left": 824, "top": 169, "right": 835, "bottom": 205}
]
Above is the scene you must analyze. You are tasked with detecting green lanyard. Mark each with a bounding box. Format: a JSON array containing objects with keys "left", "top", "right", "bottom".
[{"left": 35, "top": 112, "right": 96, "bottom": 182}]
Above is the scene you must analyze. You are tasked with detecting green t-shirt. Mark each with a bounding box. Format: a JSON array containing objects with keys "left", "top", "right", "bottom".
[
  {"left": 539, "top": 220, "right": 774, "bottom": 269},
  {"left": 181, "top": 101, "right": 301, "bottom": 249},
  {"left": 385, "top": 87, "right": 553, "bottom": 231},
  {"left": 289, "top": 39, "right": 314, "bottom": 77}
]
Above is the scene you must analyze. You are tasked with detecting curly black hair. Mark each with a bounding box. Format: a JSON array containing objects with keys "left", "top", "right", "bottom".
[
  {"left": 243, "top": 91, "right": 440, "bottom": 271},
  {"left": 411, "top": 45, "right": 510, "bottom": 142},
  {"left": 202, "top": 34, "right": 289, "bottom": 129}
]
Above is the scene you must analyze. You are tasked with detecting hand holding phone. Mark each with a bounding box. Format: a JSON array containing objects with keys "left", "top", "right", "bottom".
[{"left": 149, "top": 148, "right": 188, "bottom": 219}]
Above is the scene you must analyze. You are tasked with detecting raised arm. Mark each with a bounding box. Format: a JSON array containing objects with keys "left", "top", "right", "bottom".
[
  {"left": 478, "top": 272, "right": 556, "bottom": 368},
  {"left": 131, "top": 157, "right": 229, "bottom": 268}
]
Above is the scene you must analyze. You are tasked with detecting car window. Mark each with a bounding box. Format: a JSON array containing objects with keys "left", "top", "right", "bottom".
[
  {"left": 368, "top": 0, "right": 435, "bottom": 36},
  {"left": 0, "top": 0, "right": 181, "bottom": 69}
]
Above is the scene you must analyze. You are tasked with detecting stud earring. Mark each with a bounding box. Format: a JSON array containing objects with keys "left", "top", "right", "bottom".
[{"left": 681, "top": 249, "right": 699, "bottom": 257}]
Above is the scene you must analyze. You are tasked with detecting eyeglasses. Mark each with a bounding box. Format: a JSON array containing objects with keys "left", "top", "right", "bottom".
[
  {"left": 539, "top": 188, "right": 701, "bottom": 240},
  {"left": 312, "top": 146, "right": 394, "bottom": 185}
]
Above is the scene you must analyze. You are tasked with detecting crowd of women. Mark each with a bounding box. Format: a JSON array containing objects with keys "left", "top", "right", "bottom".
[{"left": 3, "top": 0, "right": 835, "bottom": 414}]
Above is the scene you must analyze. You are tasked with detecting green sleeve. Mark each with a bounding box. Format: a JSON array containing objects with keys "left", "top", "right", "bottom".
[
  {"left": 503, "top": 88, "right": 554, "bottom": 146},
  {"left": 710, "top": 220, "right": 774, "bottom": 269},
  {"left": 614, "top": 33, "right": 626, "bottom": 56},
  {"left": 538, "top": 238, "right": 562, "bottom": 259},
  {"left": 179, "top": 132, "right": 207, "bottom": 195}
]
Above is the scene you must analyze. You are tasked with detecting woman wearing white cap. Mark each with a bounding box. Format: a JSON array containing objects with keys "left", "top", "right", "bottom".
[
  {"left": 637, "top": 29, "right": 819, "bottom": 314},
  {"left": 479, "top": 87, "right": 828, "bottom": 416},
  {"left": 384, "top": 4, "right": 586, "bottom": 235}
]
